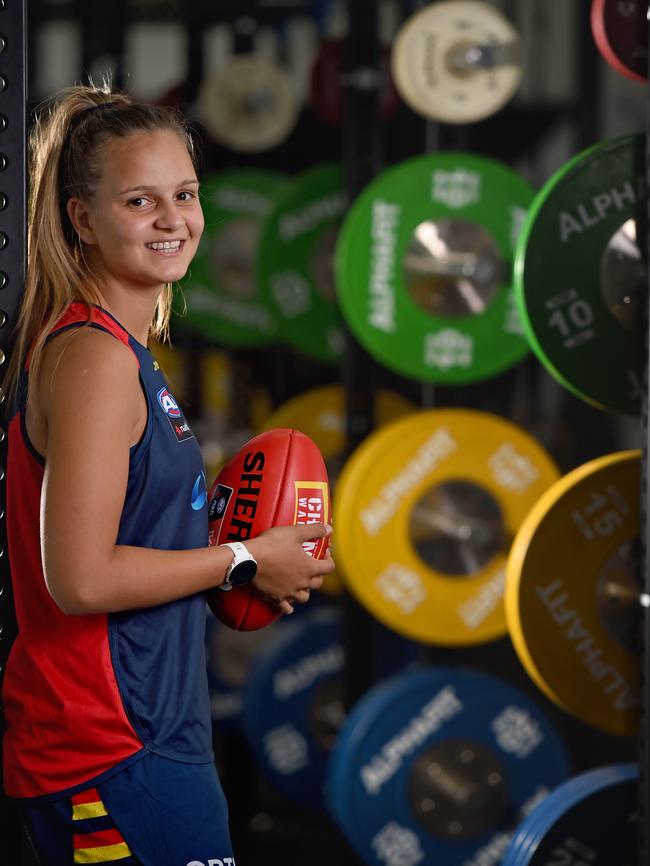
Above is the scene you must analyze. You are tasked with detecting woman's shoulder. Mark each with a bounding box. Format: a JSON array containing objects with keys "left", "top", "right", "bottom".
[{"left": 40, "top": 323, "right": 140, "bottom": 404}]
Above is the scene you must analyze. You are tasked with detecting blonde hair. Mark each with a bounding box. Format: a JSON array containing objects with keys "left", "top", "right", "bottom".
[{"left": 4, "top": 82, "right": 198, "bottom": 403}]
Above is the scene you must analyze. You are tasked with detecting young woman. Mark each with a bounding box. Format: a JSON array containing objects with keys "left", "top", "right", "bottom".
[{"left": 2, "top": 83, "right": 334, "bottom": 866}]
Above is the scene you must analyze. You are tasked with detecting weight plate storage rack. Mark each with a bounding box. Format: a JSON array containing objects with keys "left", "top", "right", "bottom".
[{"left": 2, "top": 3, "right": 650, "bottom": 865}]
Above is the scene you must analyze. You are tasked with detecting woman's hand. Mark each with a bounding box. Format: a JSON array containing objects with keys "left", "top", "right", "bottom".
[{"left": 246, "top": 523, "right": 335, "bottom": 614}]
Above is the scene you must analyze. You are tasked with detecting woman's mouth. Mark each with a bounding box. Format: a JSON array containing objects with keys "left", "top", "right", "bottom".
[{"left": 146, "top": 240, "right": 184, "bottom": 254}]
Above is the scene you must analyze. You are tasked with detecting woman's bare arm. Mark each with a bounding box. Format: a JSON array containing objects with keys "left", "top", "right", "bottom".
[{"left": 39, "top": 328, "right": 333, "bottom": 615}]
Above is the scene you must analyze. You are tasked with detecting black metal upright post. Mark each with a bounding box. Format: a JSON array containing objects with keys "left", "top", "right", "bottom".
[
  {"left": 635, "top": 6, "right": 650, "bottom": 865},
  {"left": 0, "top": 1, "right": 28, "bottom": 861},
  {"left": 340, "top": 0, "right": 382, "bottom": 713}
]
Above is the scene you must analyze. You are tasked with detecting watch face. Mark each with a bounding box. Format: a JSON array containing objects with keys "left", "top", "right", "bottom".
[{"left": 230, "top": 558, "right": 258, "bottom": 587}]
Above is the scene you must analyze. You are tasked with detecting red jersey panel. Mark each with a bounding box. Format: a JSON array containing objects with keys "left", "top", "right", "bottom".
[{"left": 2, "top": 305, "right": 143, "bottom": 797}]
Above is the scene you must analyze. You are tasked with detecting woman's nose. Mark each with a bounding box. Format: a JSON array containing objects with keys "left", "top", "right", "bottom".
[{"left": 155, "top": 201, "right": 183, "bottom": 230}]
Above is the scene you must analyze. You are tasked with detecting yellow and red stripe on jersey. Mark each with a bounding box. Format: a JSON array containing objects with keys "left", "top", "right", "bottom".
[
  {"left": 71, "top": 788, "right": 108, "bottom": 821},
  {"left": 73, "top": 827, "right": 132, "bottom": 863}
]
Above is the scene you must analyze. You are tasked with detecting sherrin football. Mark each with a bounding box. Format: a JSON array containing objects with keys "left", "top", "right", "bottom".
[{"left": 206, "top": 428, "right": 331, "bottom": 630}]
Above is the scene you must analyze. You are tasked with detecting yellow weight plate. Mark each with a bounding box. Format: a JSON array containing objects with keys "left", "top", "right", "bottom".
[
  {"left": 201, "top": 349, "right": 232, "bottom": 418},
  {"left": 150, "top": 342, "right": 188, "bottom": 400},
  {"left": 334, "top": 409, "right": 559, "bottom": 645},
  {"left": 259, "top": 386, "right": 416, "bottom": 594},
  {"left": 199, "top": 349, "right": 273, "bottom": 480},
  {"left": 505, "top": 450, "right": 640, "bottom": 737}
]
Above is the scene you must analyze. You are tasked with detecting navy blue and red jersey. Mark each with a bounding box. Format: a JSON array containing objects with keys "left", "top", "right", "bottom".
[{"left": 3, "top": 303, "right": 213, "bottom": 800}]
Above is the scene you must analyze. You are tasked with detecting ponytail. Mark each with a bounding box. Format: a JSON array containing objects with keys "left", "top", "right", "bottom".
[{"left": 4, "top": 83, "right": 197, "bottom": 405}]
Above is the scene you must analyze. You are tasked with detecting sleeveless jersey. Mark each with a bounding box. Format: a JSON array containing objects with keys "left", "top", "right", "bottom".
[{"left": 2, "top": 303, "right": 213, "bottom": 799}]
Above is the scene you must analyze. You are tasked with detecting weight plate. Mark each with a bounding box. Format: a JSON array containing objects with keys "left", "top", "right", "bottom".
[
  {"left": 326, "top": 667, "right": 570, "bottom": 866},
  {"left": 514, "top": 134, "right": 645, "bottom": 415},
  {"left": 150, "top": 341, "right": 187, "bottom": 397},
  {"left": 205, "top": 614, "right": 283, "bottom": 728},
  {"left": 502, "top": 764, "right": 638, "bottom": 866},
  {"left": 334, "top": 409, "right": 559, "bottom": 645},
  {"left": 591, "top": 0, "right": 647, "bottom": 84},
  {"left": 181, "top": 170, "right": 287, "bottom": 348},
  {"left": 196, "top": 56, "right": 299, "bottom": 152},
  {"left": 391, "top": 1, "right": 523, "bottom": 124},
  {"left": 505, "top": 450, "right": 640, "bottom": 737},
  {"left": 257, "top": 164, "right": 347, "bottom": 364},
  {"left": 259, "top": 385, "right": 416, "bottom": 595},
  {"left": 336, "top": 152, "right": 533, "bottom": 384},
  {"left": 195, "top": 349, "right": 274, "bottom": 481},
  {"left": 310, "top": 38, "right": 399, "bottom": 126},
  {"left": 241, "top": 608, "right": 345, "bottom": 811}
]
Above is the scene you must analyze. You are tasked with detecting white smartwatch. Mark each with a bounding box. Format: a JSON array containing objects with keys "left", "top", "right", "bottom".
[{"left": 219, "top": 541, "right": 258, "bottom": 591}]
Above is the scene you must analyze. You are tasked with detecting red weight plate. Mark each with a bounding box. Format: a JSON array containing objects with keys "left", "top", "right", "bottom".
[
  {"left": 591, "top": 0, "right": 648, "bottom": 84},
  {"left": 310, "top": 38, "right": 399, "bottom": 126}
]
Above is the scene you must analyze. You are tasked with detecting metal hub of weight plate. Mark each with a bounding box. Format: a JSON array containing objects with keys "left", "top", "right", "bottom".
[
  {"left": 514, "top": 134, "right": 645, "bottom": 415},
  {"left": 391, "top": 0, "right": 523, "bottom": 124},
  {"left": 241, "top": 609, "right": 345, "bottom": 811},
  {"left": 505, "top": 451, "right": 641, "bottom": 737},
  {"left": 257, "top": 164, "right": 347, "bottom": 364},
  {"left": 326, "top": 667, "right": 570, "bottom": 866},
  {"left": 180, "top": 170, "right": 287, "bottom": 349},
  {"left": 258, "top": 385, "right": 416, "bottom": 595},
  {"left": 591, "top": 0, "right": 647, "bottom": 84},
  {"left": 310, "top": 38, "right": 399, "bottom": 126},
  {"left": 501, "top": 764, "right": 638, "bottom": 866},
  {"left": 336, "top": 152, "right": 534, "bottom": 384},
  {"left": 333, "top": 409, "right": 559, "bottom": 645},
  {"left": 196, "top": 55, "right": 299, "bottom": 153}
]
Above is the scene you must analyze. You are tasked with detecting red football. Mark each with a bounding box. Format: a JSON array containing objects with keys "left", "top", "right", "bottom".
[{"left": 206, "top": 428, "right": 331, "bottom": 630}]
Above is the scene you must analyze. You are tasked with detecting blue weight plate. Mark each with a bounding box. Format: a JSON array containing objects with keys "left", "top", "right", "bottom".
[
  {"left": 504, "top": 770, "right": 606, "bottom": 866},
  {"left": 517, "top": 767, "right": 632, "bottom": 866},
  {"left": 205, "top": 614, "right": 287, "bottom": 729},
  {"left": 241, "top": 608, "right": 345, "bottom": 811},
  {"left": 501, "top": 770, "right": 604, "bottom": 866},
  {"left": 506, "top": 765, "right": 637, "bottom": 866},
  {"left": 326, "top": 667, "right": 570, "bottom": 866},
  {"left": 326, "top": 667, "right": 561, "bottom": 858},
  {"left": 206, "top": 595, "right": 332, "bottom": 728},
  {"left": 503, "top": 763, "right": 638, "bottom": 866}
]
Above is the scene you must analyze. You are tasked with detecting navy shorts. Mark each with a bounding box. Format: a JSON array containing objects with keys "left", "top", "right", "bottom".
[{"left": 19, "top": 752, "right": 236, "bottom": 866}]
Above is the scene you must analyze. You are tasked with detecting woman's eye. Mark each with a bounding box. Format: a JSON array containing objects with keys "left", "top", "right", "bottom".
[
  {"left": 129, "top": 197, "right": 146, "bottom": 207},
  {"left": 177, "top": 191, "right": 194, "bottom": 202}
]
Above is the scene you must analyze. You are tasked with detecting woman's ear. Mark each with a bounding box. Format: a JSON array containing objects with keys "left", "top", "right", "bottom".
[{"left": 66, "top": 197, "right": 97, "bottom": 245}]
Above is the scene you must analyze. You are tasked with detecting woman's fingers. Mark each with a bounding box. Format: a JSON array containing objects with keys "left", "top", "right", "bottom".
[{"left": 278, "top": 599, "right": 295, "bottom": 615}]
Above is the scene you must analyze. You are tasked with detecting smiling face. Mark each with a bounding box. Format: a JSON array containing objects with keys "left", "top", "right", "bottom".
[{"left": 68, "top": 129, "right": 204, "bottom": 297}]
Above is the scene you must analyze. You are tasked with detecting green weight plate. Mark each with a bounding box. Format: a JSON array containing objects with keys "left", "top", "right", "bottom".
[
  {"left": 180, "top": 170, "right": 287, "bottom": 348},
  {"left": 514, "top": 135, "right": 645, "bottom": 415},
  {"left": 257, "top": 164, "right": 347, "bottom": 364},
  {"left": 335, "top": 152, "right": 534, "bottom": 384}
]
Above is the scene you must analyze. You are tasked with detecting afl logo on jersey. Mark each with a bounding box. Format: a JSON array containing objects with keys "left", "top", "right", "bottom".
[
  {"left": 156, "top": 386, "right": 194, "bottom": 442},
  {"left": 157, "top": 387, "right": 182, "bottom": 418}
]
